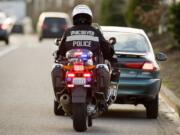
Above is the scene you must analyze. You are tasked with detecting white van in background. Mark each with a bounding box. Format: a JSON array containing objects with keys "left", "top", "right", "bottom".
[{"left": 37, "top": 12, "right": 72, "bottom": 42}]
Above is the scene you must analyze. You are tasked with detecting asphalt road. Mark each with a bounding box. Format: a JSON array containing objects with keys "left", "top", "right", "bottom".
[{"left": 0, "top": 35, "right": 180, "bottom": 135}]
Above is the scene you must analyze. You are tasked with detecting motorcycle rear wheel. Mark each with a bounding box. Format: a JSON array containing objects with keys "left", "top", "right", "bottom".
[{"left": 72, "top": 103, "right": 87, "bottom": 132}]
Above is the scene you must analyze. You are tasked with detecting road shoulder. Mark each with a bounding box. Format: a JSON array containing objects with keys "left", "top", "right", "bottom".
[{"left": 161, "top": 85, "right": 180, "bottom": 117}]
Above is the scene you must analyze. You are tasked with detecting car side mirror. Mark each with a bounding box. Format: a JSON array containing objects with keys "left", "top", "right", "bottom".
[
  {"left": 54, "top": 38, "right": 61, "bottom": 46},
  {"left": 155, "top": 52, "right": 167, "bottom": 61},
  {"left": 109, "top": 37, "right": 116, "bottom": 46}
]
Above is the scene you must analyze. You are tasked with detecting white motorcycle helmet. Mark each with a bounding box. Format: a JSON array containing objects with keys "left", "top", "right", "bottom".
[{"left": 72, "top": 5, "right": 93, "bottom": 25}]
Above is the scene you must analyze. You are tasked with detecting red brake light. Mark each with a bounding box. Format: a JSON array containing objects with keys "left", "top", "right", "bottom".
[
  {"left": 67, "top": 84, "right": 74, "bottom": 88},
  {"left": 142, "top": 62, "right": 156, "bottom": 71},
  {"left": 124, "top": 62, "right": 143, "bottom": 69},
  {"left": 124, "top": 62, "right": 156, "bottom": 71},
  {"left": 67, "top": 72, "right": 75, "bottom": 78},
  {"left": 83, "top": 73, "right": 91, "bottom": 78}
]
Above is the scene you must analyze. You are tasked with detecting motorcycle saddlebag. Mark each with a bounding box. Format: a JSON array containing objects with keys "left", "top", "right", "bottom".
[
  {"left": 96, "top": 65, "right": 110, "bottom": 95},
  {"left": 51, "top": 64, "right": 65, "bottom": 94}
]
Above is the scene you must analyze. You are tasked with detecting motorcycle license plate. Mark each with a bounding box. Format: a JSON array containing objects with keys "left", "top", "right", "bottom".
[{"left": 73, "top": 78, "right": 86, "bottom": 85}]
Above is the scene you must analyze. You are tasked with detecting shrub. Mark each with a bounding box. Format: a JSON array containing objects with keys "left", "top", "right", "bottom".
[
  {"left": 169, "top": 2, "right": 180, "bottom": 48},
  {"left": 126, "top": 0, "right": 163, "bottom": 34},
  {"left": 100, "top": 0, "right": 126, "bottom": 26}
]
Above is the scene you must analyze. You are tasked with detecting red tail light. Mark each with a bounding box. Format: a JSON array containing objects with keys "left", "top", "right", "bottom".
[
  {"left": 142, "top": 62, "right": 156, "bottom": 71},
  {"left": 124, "top": 62, "right": 144, "bottom": 69},
  {"left": 124, "top": 62, "right": 156, "bottom": 71},
  {"left": 67, "top": 84, "right": 74, "bottom": 88},
  {"left": 42, "top": 23, "right": 47, "bottom": 29},
  {"left": 2, "top": 24, "right": 8, "bottom": 30},
  {"left": 67, "top": 72, "right": 75, "bottom": 78},
  {"left": 83, "top": 72, "right": 91, "bottom": 78},
  {"left": 0, "top": 24, "right": 8, "bottom": 30}
]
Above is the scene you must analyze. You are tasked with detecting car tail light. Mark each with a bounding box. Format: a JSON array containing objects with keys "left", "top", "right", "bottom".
[
  {"left": 124, "top": 62, "right": 144, "bottom": 69},
  {"left": 67, "top": 72, "right": 75, "bottom": 78},
  {"left": 1, "top": 24, "right": 8, "bottom": 30},
  {"left": 42, "top": 23, "right": 47, "bottom": 29},
  {"left": 124, "top": 61, "right": 156, "bottom": 71},
  {"left": 142, "top": 62, "right": 156, "bottom": 71},
  {"left": 74, "top": 63, "right": 84, "bottom": 72}
]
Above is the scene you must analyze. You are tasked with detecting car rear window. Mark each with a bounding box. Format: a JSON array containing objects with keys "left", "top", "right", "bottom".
[
  {"left": 103, "top": 31, "right": 150, "bottom": 53},
  {"left": 44, "top": 17, "right": 66, "bottom": 26}
]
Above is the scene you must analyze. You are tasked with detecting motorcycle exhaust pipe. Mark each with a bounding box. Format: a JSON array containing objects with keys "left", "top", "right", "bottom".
[
  {"left": 107, "top": 84, "right": 118, "bottom": 105},
  {"left": 60, "top": 94, "right": 71, "bottom": 114}
]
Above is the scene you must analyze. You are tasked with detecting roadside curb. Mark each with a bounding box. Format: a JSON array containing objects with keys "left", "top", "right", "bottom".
[{"left": 160, "top": 85, "right": 180, "bottom": 117}]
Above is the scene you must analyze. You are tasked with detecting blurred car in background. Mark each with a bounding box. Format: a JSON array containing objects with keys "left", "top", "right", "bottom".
[
  {"left": 102, "top": 26, "right": 167, "bottom": 119},
  {"left": 0, "top": 12, "right": 14, "bottom": 45},
  {"left": 37, "top": 12, "right": 72, "bottom": 42}
]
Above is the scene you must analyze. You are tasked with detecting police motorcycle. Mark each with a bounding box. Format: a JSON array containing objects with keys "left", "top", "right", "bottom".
[{"left": 53, "top": 37, "right": 118, "bottom": 132}]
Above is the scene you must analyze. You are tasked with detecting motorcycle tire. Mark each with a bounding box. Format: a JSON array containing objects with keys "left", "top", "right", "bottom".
[{"left": 72, "top": 103, "right": 87, "bottom": 132}]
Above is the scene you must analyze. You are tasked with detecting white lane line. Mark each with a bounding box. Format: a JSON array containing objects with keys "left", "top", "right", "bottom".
[{"left": 0, "top": 45, "right": 18, "bottom": 58}]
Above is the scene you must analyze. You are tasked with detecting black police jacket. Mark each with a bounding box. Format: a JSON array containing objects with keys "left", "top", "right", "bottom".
[{"left": 56, "top": 25, "right": 114, "bottom": 62}]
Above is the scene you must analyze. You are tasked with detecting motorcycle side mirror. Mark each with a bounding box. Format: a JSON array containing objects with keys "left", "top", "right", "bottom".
[
  {"left": 54, "top": 38, "right": 61, "bottom": 46},
  {"left": 109, "top": 37, "right": 116, "bottom": 46}
]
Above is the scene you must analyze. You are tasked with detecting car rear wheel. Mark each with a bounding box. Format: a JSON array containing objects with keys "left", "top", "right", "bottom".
[
  {"left": 5, "top": 38, "right": 9, "bottom": 45},
  {"left": 39, "top": 37, "right": 43, "bottom": 42},
  {"left": 54, "top": 100, "right": 65, "bottom": 116},
  {"left": 145, "top": 95, "right": 159, "bottom": 119}
]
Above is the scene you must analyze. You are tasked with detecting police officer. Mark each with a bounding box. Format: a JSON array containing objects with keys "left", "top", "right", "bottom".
[
  {"left": 52, "top": 5, "right": 115, "bottom": 102},
  {"left": 56, "top": 4, "right": 114, "bottom": 62}
]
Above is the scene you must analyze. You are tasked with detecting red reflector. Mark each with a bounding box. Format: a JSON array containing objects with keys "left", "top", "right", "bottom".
[
  {"left": 124, "top": 62, "right": 143, "bottom": 69},
  {"left": 67, "top": 84, "right": 74, "bottom": 88},
  {"left": 42, "top": 23, "right": 47, "bottom": 29},
  {"left": 83, "top": 73, "right": 91, "bottom": 77},
  {"left": 142, "top": 62, "right": 155, "bottom": 71},
  {"left": 67, "top": 73, "right": 75, "bottom": 77}
]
